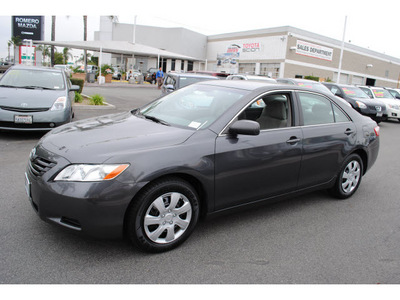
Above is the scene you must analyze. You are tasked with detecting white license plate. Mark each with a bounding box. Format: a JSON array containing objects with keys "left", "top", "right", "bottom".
[
  {"left": 24, "top": 172, "right": 31, "bottom": 198},
  {"left": 15, "top": 115, "right": 33, "bottom": 124},
  {"left": 376, "top": 112, "right": 383, "bottom": 117}
]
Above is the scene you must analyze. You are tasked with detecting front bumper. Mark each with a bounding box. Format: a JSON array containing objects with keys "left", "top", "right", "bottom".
[
  {"left": 0, "top": 107, "right": 71, "bottom": 131},
  {"left": 25, "top": 147, "right": 143, "bottom": 239}
]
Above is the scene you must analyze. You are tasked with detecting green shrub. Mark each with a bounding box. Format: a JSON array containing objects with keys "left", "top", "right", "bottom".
[
  {"left": 73, "top": 66, "right": 85, "bottom": 73},
  {"left": 90, "top": 94, "right": 104, "bottom": 105},
  {"left": 70, "top": 78, "right": 84, "bottom": 93},
  {"left": 74, "top": 92, "right": 83, "bottom": 103},
  {"left": 304, "top": 76, "right": 320, "bottom": 82},
  {"left": 101, "top": 64, "right": 114, "bottom": 76}
]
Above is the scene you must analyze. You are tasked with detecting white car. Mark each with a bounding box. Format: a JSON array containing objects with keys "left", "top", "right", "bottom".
[
  {"left": 227, "top": 74, "right": 277, "bottom": 83},
  {"left": 54, "top": 65, "right": 71, "bottom": 77},
  {"left": 359, "top": 86, "right": 400, "bottom": 121}
]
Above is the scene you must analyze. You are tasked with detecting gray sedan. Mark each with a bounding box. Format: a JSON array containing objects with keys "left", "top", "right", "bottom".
[
  {"left": 25, "top": 80, "right": 380, "bottom": 253},
  {"left": 0, "top": 65, "right": 79, "bottom": 131}
]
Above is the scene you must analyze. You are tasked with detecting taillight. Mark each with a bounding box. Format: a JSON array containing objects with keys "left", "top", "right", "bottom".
[{"left": 374, "top": 126, "right": 380, "bottom": 137}]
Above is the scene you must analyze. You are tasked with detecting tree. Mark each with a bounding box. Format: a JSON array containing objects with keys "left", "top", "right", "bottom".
[
  {"left": 62, "top": 47, "right": 73, "bottom": 64},
  {"left": 37, "top": 45, "right": 51, "bottom": 66},
  {"left": 8, "top": 36, "right": 22, "bottom": 63},
  {"left": 51, "top": 16, "right": 56, "bottom": 66},
  {"left": 83, "top": 15, "right": 87, "bottom": 73},
  {"left": 54, "top": 52, "right": 64, "bottom": 65},
  {"left": 7, "top": 41, "right": 11, "bottom": 62}
]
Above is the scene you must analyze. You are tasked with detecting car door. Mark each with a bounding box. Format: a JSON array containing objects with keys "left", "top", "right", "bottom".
[
  {"left": 296, "top": 91, "right": 357, "bottom": 189},
  {"left": 214, "top": 92, "right": 303, "bottom": 211}
]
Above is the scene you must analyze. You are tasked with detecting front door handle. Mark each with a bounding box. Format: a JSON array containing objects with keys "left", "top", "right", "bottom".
[{"left": 286, "top": 136, "right": 301, "bottom": 145}]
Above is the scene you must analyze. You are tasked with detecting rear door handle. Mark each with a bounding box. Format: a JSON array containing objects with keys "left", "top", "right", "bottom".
[
  {"left": 286, "top": 136, "right": 301, "bottom": 145},
  {"left": 344, "top": 128, "right": 355, "bottom": 135}
]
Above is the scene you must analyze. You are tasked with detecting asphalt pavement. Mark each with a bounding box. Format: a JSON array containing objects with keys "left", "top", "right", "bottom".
[{"left": 1, "top": 82, "right": 399, "bottom": 285}]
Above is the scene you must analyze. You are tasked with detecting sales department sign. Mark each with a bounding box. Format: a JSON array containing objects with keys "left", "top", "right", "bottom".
[
  {"left": 296, "top": 40, "right": 333, "bottom": 61},
  {"left": 12, "top": 16, "right": 44, "bottom": 41}
]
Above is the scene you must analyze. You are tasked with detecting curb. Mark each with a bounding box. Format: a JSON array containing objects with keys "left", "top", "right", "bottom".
[{"left": 73, "top": 94, "right": 116, "bottom": 109}]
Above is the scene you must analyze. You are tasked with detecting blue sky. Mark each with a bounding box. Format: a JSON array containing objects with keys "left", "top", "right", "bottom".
[{"left": 1, "top": 0, "right": 399, "bottom": 60}]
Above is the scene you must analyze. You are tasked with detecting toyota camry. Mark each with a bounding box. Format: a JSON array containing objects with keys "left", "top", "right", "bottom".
[{"left": 25, "top": 80, "right": 380, "bottom": 253}]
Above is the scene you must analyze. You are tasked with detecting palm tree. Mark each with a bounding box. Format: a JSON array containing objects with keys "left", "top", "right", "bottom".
[
  {"left": 7, "top": 41, "right": 11, "bottom": 62},
  {"left": 8, "top": 36, "right": 22, "bottom": 63},
  {"left": 37, "top": 45, "right": 51, "bottom": 66},
  {"left": 83, "top": 15, "right": 87, "bottom": 74},
  {"left": 62, "top": 47, "right": 73, "bottom": 64},
  {"left": 51, "top": 16, "right": 56, "bottom": 66}
]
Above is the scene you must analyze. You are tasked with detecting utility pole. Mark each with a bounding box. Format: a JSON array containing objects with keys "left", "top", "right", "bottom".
[
  {"left": 337, "top": 16, "right": 347, "bottom": 84},
  {"left": 83, "top": 15, "right": 88, "bottom": 79}
]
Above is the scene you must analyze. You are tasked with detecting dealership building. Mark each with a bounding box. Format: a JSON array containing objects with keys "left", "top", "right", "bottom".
[{"left": 49, "top": 16, "right": 400, "bottom": 87}]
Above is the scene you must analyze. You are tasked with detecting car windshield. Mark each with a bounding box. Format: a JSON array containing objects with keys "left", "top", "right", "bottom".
[
  {"left": 138, "top": 84, "right": 248, "bottom": 130},
  {"left": 342, "top": 86, "right": 370, "bottom": 99},
  {"left": 372, "top": 88, "right": 393, "bottom": 99},
  {"left": 179, "top": 77, "right": 217, "bottom": 88},
  {"left": 0, "top": 69, "right": 65, "bottom": 90},
  {"left": 296, "top": 81, "right": 330, "bottom": 93}
]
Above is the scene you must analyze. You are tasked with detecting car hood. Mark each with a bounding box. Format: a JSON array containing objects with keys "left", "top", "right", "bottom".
[
  {"left": 39, "top": 111, "right": 196, "bottom": 163},
  {"left": 0, "top": 87, "right": 66, "bottom": 108},
  {"left": 349, "top": 97, "right": 384, "bottom": 105}
]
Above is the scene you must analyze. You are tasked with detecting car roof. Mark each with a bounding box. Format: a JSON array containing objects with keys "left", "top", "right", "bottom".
[
  {"left": 8, "top": 65, "right": 63, "bottom": 73},
  {"left": 167, "top": 73, "right": 218, "bottom": 79},
  {"left": 323, "top": 83, "right": 359, "bottom": 88},
  {"left": 196, "top": 78, "right": 333, "bottom": 94},
  {"left": 277, "top": 78, "right": 324, "bottom": 84}
]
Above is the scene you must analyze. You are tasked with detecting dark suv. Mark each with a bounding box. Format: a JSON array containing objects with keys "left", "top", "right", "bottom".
[
  {"left": 161, "top": 73, "right": 219, "bottom": 95},
  {"left": 322, "top": 83, "right": 386, "bottom": 123}
]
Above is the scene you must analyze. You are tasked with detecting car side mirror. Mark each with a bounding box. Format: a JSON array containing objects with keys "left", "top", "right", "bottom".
[
  {"left": 70, "top": 85, "right": 80, "bottom": 92},
  {"left": 228, "top": 120, "right": 260, "bottom": 136}
]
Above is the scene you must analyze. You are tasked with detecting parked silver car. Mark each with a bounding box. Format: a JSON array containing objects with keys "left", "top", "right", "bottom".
[
  {"left": 226, "top": 74, "right": 277, "bottom": 83},
  {"left": 0, "top": 65, "right": 79, "bottom": 131}
]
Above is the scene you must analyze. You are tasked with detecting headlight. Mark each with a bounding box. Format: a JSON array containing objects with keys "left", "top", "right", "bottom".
[
  {"left": 50, "top": 97, "right": 67, "bottom": 111},
  {"left": 54, "top": 164, "right": 129, "bottom": 181},
  {"left": 355, "top": 101, "right": 367, "bottom": 109},
  {"left": 388, "top": 104, "right": 399, "bottom": 110}
]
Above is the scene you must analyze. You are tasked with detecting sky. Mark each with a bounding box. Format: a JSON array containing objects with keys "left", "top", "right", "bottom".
[{"left": 1, "top": 0, "right": 400, "bottom": 61}]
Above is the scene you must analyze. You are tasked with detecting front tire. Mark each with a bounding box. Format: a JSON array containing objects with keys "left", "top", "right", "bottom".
[
  {"left": 127, "top": 177, "right": 199, "bottom": 253},
  {"left": 329, "top": 154, "right": 363, "bottom": 199}
]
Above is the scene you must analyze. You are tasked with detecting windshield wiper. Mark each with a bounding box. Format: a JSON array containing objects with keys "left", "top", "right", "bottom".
[
  {"left": 19, "top": 86, "right": 54, "bottom": 90},
  {"left": 0, "top": 85, "right": 18, "bottom": 88},
  {"left": 143, "top": 115, "right": 170, "bottom": 126}
]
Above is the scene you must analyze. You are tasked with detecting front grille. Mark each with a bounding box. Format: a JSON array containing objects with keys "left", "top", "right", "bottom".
[
  {"left": 29, "top": 156, "right": 56, "bottom": 177},
  {"left": 0, "top": 106, "right": 49, "bottom": 113},
  {"left": 0, "top": 121, "right": 54, "bottom": 129}
]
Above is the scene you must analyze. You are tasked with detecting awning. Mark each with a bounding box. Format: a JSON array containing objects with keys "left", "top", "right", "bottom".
[{"left": 33, "top": 40, "right": 202, "bottom": 61}]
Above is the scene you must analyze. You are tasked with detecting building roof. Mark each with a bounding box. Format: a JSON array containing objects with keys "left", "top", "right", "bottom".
[
  {"left": 32, "top": 40, "right": 202, "bottom": 61},
  {"left": 208, "top": 26, "right": 400, "bottom": 63}
]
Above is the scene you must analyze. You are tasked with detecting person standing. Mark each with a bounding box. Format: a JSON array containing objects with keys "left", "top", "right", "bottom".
[{"left": 156, "top": 67, "right": 164, "bottom": 89}]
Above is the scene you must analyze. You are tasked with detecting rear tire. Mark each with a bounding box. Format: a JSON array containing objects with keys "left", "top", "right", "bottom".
[
  {"left": 126, "top": 177, "right": 199, "bottom": 253},
  {"left": 329, "top": 154, "right": 363, "bottom": 199}
]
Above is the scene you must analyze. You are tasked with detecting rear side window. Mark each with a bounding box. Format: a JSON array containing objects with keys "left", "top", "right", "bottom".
[{"left": 298, "top": 92, "right": 349, "bottom": 125}]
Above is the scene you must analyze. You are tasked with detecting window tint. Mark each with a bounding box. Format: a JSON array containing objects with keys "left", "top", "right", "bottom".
[
  {"left": 360, "top": 87, "right": 373, "bottom": 99},
  {"left": 0, "top": 69, "right": 65, "bottom": 90},
  {"left": 239, "top": 93, "right": 291, "bottom": 130},
  {"left": 299, "top": 92, "right": 349, "bottom": 125},
  {"left": 333, "top": 104, "right": 350, "bottom": 123}
]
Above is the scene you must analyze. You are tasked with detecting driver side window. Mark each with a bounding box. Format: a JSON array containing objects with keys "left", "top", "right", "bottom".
[{"left": 239, "top": 93, "right": 292, "bottom": 130}]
